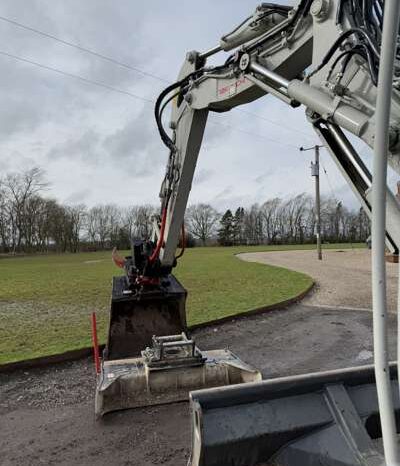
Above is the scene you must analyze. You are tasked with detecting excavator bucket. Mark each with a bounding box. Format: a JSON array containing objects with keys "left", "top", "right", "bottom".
[
  {"left": 104, "top": 274, "right": 187, "bottom": 359},
  {"left": 96, "top": 333, "right": 261, "bottom": 416},
  {"left": 189, "top": 363, "right": 400, "bottom": 466},
  {"left": 96, "top": 271, "right": 261, "bottom": 416}
]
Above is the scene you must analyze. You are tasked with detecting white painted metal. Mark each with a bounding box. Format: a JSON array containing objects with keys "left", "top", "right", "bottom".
[
  {"left": 219, "top": 4, "right": 291, "bottom": 52},
  {"left": 371, "top": 1, "right": 400, "bottom": 463},
  {"left": 95, "top": 348, "right": 261, "bottom": 416},
  {"left": 160, "top": 106, "right": 208, "bottom": 267},
  {"left": 287, "top": 79, "right": 370, "bottom": 136},
  {"left": 156, "top": 0, "right": 400, "bottom": 272}
]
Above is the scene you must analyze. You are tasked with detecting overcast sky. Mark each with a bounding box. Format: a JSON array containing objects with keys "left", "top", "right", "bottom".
[{"left": 0, "top": 0, "right": 397, "bottom": 211}]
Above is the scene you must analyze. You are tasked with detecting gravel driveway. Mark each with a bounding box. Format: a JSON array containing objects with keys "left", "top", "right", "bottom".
[
  {"left": 239, "top": 248, "right": 399, "bottom": 310},
  {"left": 1, "top": 304, "right": 395, "bottom": 466},
  {"left": 2, "top": 247, "right": 398, "bottom": 465}
]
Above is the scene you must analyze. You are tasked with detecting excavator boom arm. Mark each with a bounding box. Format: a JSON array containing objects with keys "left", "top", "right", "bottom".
[{"left": 153, "top": 0, "right": 400, "bottom": 268}]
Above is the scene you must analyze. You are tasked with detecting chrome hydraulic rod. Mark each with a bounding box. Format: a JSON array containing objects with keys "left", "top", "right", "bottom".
[
  {"left": 325, "top": 122, "right": 371, "bottom": 187},
  {"left": 249, "top": 61, "right": 290, "bottom": 89},
  {"left": 198, "top": 45, "right": 222, "bottom": 60}
]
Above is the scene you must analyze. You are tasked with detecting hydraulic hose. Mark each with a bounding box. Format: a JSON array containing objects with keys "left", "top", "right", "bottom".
[
  {"left": 175, "top": 223, "right": 186, "bottom": 260},
  {"left": 149, "top": 199, "right": 169, "bottom": 264},
  {"left": 371, "top": 1, "right": 400, "bottom": 464}
]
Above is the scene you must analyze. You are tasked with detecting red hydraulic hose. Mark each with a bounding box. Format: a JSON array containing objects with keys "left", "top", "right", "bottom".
[
  {"left": 175, "top": 222, "right": 186, "bottom": 259},
  {"left": 91, "top": 312, "right": 101, "bottom": 375},
  {"left": 149, "top": 203, "right": 169, "bottom": 263},
  {"left": 111, "top": 247, "right": 126, "bottom": 269}
]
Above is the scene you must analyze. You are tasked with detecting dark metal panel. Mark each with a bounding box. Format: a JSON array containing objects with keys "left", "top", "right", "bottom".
[
  {"left": 190, "top": 364, "right": 398, "bottom": 466},
  {"left": 105, "top": 275, "right": 187, "bottom": 360}
]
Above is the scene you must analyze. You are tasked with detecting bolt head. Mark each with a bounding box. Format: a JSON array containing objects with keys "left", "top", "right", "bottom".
[
  {"left": 311, "top": 0, "right": 323, "bottom": 15},
  {"left": 239, "top": 53, "right": 250, "bottom": 71},
  {"left": 310, "top": 0, "right": 329, "bottom": 21}
]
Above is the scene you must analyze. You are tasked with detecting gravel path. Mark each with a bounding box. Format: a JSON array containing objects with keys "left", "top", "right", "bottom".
[
  {"left": 1, "top": 304, "right": 397, "bottom": 466},
  {"left": 2, "top": 247, "right": 398, "bottom": 465},
  {"left": 239, "top": 248, "right": 399, "bottom": 310}
]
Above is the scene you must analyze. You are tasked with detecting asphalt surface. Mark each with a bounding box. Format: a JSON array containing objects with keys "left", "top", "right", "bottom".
[{"left": 1, "top": 303, "right": 396, "bottom": 466}]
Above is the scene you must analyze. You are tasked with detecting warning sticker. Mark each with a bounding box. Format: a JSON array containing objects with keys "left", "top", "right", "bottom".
[{"left": 217, "top": 77, "right": 247, "bottom": 98}]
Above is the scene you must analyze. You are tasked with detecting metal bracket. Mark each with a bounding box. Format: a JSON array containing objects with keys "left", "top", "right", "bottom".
[{"left": 142, "top": 333, "right": 205, "bottom": 369}]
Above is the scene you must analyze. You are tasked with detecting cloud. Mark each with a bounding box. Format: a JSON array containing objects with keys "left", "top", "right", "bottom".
[
  {"left": 47, "top": 129, "right": 102, "bottom": 163},
  {"left": 102, "top": 108, "right": 164, "bottom": 176},
  {"left": 253, "top": 169, "right": 274, "bottom": 184},
  {"left": 0, "top": 0, "right": 368, "bottom": 213},
  {"left": 63, "top": 188, "right": 92, "bottom": 204},
  {"left": 193, "top": 169, "right": 214, "bottom": 185}
]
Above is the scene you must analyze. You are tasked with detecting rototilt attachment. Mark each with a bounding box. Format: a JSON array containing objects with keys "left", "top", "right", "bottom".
[
  {"left": 95, "top": 333, "right": 261, "bottom": 416},
  {"left": 189, "top": 363, "right": 400, "bottom": 466}
]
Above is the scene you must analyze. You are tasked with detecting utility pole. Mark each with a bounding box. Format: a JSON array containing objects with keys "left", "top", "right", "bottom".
[{"left": 300, "top": 145, "right": 324, "bottom": 260}]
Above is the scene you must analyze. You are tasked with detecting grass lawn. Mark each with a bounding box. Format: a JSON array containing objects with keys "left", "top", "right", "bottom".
[{"left": 0, "top": 243, "right": 363, "bottom": 364}]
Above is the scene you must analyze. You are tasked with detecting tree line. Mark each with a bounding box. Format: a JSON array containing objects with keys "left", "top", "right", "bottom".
[
  {"left": 0, "top": 168, "right": 156, "bottom": 253},
  {"left": 0, "top": 168, "right": 370, "bottom": 254},
  {"left": 215, "top": 194, "right": 370, "bottom": 246},
  {"left": 186, "top": 193, "right": 371, "bottom": 246}
]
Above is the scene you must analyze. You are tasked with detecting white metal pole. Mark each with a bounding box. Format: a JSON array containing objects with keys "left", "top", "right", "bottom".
[{"left": 372, "top": 1, "right": 400, "bottom": 464}]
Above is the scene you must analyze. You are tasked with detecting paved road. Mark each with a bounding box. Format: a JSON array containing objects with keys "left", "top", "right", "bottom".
[
  {"left": 239, "top": 248, "right": 399, "bottom": 310},
  {"left": 1, "top": 304, "right": 396, "bottom": 466}
]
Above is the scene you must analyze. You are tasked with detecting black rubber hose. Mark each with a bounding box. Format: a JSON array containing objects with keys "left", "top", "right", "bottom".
[
  {"left": 154, "top": 80, "right": 185, "bottom": 152},
  {"left": 246, "top": 0, "right": 310, "bottom": 53},
  {"left": 154, "top": 68, "right": 204, "bottom": 152},
  {"left": 326, "top": 49, "right": 359, "bottom": 80},
  {"left": 309, "top": 28, "right": 380, "bottom": 79}
]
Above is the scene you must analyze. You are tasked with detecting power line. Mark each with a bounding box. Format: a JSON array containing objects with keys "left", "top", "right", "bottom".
[
  {"left": 0, "top": 14, "right": 169, "bottom": 83},
  {"left": 320, "top": 158, "right": 340, "bottom": 202},
  {"left": 209, "top": 119, "right": 299, "bottom": 149},
  {"left": 0, "top": 13, "right": 314, "bottom": 142},
  {"left": 0, "top": 50, "right": 154, "bottom": 103},
  {"left": 0, "top": 49, "right": 301, "bottom": 150},
  {"left": 235, "top": 108, "right": 314, "bottom": 140}
]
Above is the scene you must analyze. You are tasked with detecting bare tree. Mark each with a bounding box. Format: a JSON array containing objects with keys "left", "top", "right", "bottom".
[
  {"left": 0, "top": 166, "right": 372, "bottom": 253},
  {"left": 85, "top": 204, "right": 127, "bottom": 249},
  {"left": 86, "top": 205, "right": 114, "bottom": 249},
  {"left": 261, "top": 198, "right": 281, "bottom": 244},
  {"left": 124, "top": 205, "right": 155, "bottom": 241},
  {"left": 86, "top": 206, "right": 99, "bottom": 247},
  {"left": 244, "top": 204, "right": 263, "bottom": 245},
  {"left": 0, "top": 182, "right": 10, "bottom": 252},
  {"left": 66, "top": 204, "right": 87, "bottom": 252},
  {"left": 2, "top": 167, "right": 48, "bottom": 252},
  {"left": 186, "top": 204, "right": 219, "bottom": 245}
]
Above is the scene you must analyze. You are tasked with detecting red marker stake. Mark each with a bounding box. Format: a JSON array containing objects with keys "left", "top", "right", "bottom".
[{"left": 91, "top": 312, "right": 101, "bottom": 375}]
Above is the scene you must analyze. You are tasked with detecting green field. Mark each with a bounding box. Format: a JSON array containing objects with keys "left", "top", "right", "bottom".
[{"left": 0, "top": 243, "right": 363, "bottom": 364}]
